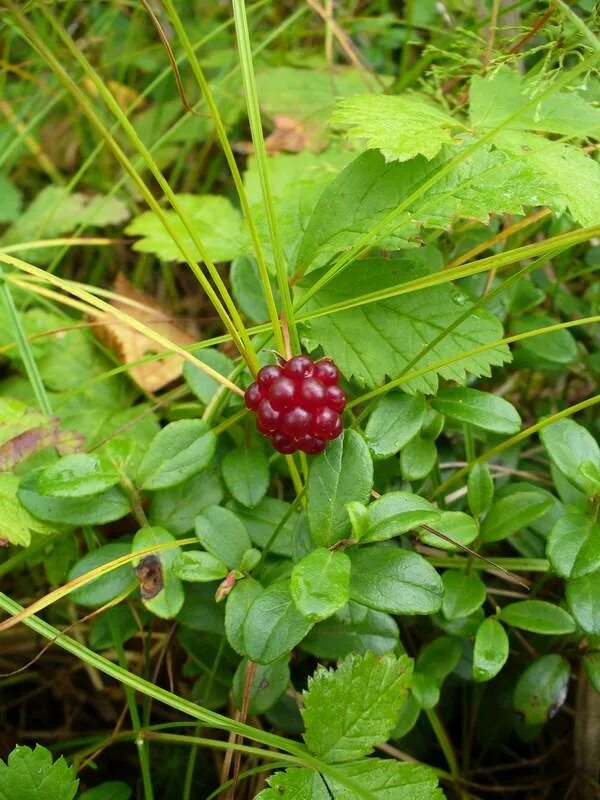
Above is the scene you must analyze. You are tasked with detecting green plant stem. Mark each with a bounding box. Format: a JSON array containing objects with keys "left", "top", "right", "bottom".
[
  {"left": 162, "top": 0, "right": 286, "bottom": 357},
  {"left": 0, "top": 269, "right": 51, "bottom": 414},
  {"left": 7, "top": 2, "right": 256, "bottom": 372},
  {"left": 107, "top": 610, "right": 154, "bottom": 800},
  {"left": 231, "top": 0, "right": 300, "bottom": 355}
]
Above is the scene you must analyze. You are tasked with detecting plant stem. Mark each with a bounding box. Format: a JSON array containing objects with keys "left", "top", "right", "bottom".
[{"left": 231, "top": 0, "right": 300, "bottom": 355}]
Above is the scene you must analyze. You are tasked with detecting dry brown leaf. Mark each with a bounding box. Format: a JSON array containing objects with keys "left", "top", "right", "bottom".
[
  {"left": 236, "top": 115, "right": 325, "bottom": 155},
  {"left": 92, "top": 274, "right": 196, "bottom": 393}
]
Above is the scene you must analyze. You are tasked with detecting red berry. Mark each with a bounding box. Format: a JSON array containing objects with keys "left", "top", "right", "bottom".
[
  {"left": 271, "top": 432, "right": 297, "bottom": 454},
  {"left": 284, "top": 355, "right": 314, "bottom": 381},
  {"left": 246, "top": 355, "right": 345, "bottom": 454},
  {"left": 280, "top": 406, "right": 311, "bottom": 437},
  {"left": 325, "top": 384, "right": 346, "bottom": 413},
  {"left": 314, "top": 359, "right": 340, "bottom": 386},
  {"left": 299, "top": 377, "right": 326, "bottom": 409},
  {"left": 244, "top": 382, "right": 262, "bottom": 410},
  {"left": 257, "top": 398, "right": 280, "bottom": 433},
  {"left": 298, "top": 434, "right": 326, "bottom": 454},
  {"left": 257, "top": 364, "right": 282, "bottom": 388},
  {"left": 268, "top": 376, "right": 297, "bottom": 411},
  {"left": 311, "top": 407, "right": 343, "bottom": 440}
]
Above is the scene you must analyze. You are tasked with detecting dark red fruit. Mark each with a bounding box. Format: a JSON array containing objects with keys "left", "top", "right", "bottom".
[
  {"left": 244, "top": 354, "right": 346, "bottom": 455},
  {"left": 271, "top": 432, "right": 297, "bottom": 454},
  {"left": 311, "top": 407, "right": 343, "bottom": 439},
  {"left": 298, "top": 434, "right": 327, "bottom": 455},
  {"left": 284, "top": 355, "right": 314, "bottom": 380},
  {"left": 280, "top": 407, "right": 311, "bottom": 437},
  {"left": 314, "top": 359, "right": 340, "bottom": 386},
  {"left": 325, "top": 384, "right": 346, "bottom": 413},
  {"left": 257, "top": 398, "right": 280, "bottom": 432},
  {"left": 257, "top": 364, "right": 282, "bottom": 388},
  {"left": 244, "top": 383, "right": 262, "bottom": 410},
  {"left": 268, "top": 376, "right": 297, "bottom": 411}
]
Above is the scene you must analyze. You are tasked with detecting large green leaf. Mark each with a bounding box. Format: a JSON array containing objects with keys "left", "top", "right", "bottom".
[
  {"left": 567, "top": 572, "right": 600, "bottom": 635},
  {"left": 359, "top": 491, "right": 440, "bottom": 543},
  {"left": 300, "top": 251, "right": 510, "bottom": 393},
  {"left": 0, "top": 745, "right": 78, "bottom": 800},
  {"left": 547, "top": 513, "right": 600, "bottom": 578},
  {"left": 540, "top": 418, "right": 600, "bottom": 495},
  {"left": 38, "top": 453, "right": 120, "bottom": 498},
  {"left": 295, "top": 146, "right": 540, "bottom": 273},
  {"left": 365, "top": 392, "right": 426, "bottom": 458},
  {"left": 473, "top": 617, "right": 509, "bottom": 682},
  {"left": 221, "top": 448, "right": 269, "bottom": 508},
  {"left": 195, "top": 505, "right": 252, "bottom": 569},
  {"left": 349, "top": 546, "right": 443, "bottom": 614},
  {"left": 69, "top": 542, "right": 135, "bottom": 608},
  {"left": 441, "top": 571, "right": 486, "bottom": 620},
  {"left": 307, "top": 431, "right": 373, "bottom": 547},
  {"left": 332, "top": 93, "right": 464, "bottom": 162},
  {"left": 480, "top": 490, "right": 553, "bottom": 543},
  {"left": 499, "top": 600, "right": 575, "bottom": 635},
  {"left": 302, "top": 651, "right": 412, "bottom": 762},
  {"left": 126, "top": 194, "right": 248, "bottom": 262}
]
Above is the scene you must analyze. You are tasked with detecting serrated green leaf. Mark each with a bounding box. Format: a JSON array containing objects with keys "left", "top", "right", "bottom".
[
  {"left": 291, "top": 547, "right": 351, "bottom": 621},
  {"left": 567, "top": 572, "right": 600, "bottom": 635},
  {"left": 441, "top": 571, "right": 486, "bottom": 620},
  {"left": 18, "top": 469, "right": 130, "bottom": 527},
  {"left": 195, "top": 505, "right": 252, "bottom": 569},
  {"left": 493, "top": 130, "right": 600, "bottom": 227},
  {"left": 361, "top": 491, "right": 440, "bottom": 543},
  {"left": 0, "top": 745, "right": 78, "bottom": 800},
  {"left": 431, "top": 387, "right": 521, "bottom": 434},
  {"left": 257, "top": 761, "right": 444, "bottom": 800},
  {"left": 296, "top": 146, "right": 541, "bottom": 273},
  {"left": 302, "top": 651, "right": 412, "bottom": 762},
  {"left": 333, "top": 93, "right": 463, "bottom": 162},
  {"left": 349, "top": 546, "right": 443, "bottom": 614},
  {"left": 500, "top": 600, "right": 575, "bottom": 635},
  {"left": 470, "top": 68, "right": 600, "bottom": 138},
  {"left": 365, "top": 392, "right": 426, "bottom": 459},
  {"left": 473, "top": 617, "right": 509, "bottom": 682},
  {"left": 242, "top": 580, "right": 314, "bottom": 664},
  {"left": 172, "top": 550, "right": 228, "bottom": 582},
  {"left": 513, "top": 654, "right": 570, "bottom": 726},
  {"left": 38, "top": 453, "right": 120, "bottom": 498},
  {"left": 480, "top": 490, "right": 553, "bottom": 543},
  {"left": 126, "top": 194, "right": 247, "bottom": 262},
  {"left": 0, "top": 473, "right": 58, "bottom": 547},
  {"left": 232, "top": 656, "right": 290, "bottom": 715},
  {"left": 137, "top": 420, "right": 216, "bottom": 490},
  {"left": 131, "top": 527, "right": 184, "bottom": 619},
  {"left": 540, "top": 418, "right": 600, "bottom": 495},
  {"left": 221, "top": 447, "right": 269, "bottom": 508},
  {"left": 307, "top": 430, "right": 373, "bottom": 547},
  {"left": 300, "top": 252, "right": 510, "bottom": 393}
]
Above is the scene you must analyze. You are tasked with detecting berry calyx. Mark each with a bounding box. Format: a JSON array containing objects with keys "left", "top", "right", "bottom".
[{"left": 244, "top": 355, "right": 346, "bottom": 455}]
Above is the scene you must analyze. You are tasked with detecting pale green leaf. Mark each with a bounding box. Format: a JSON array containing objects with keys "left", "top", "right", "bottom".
[
  {"left": 302, "top": 651, "right": 412, "bottom": 762},
  {"left": 0, "top": 473, "right": 58, "bottom": 547},
  {"left": 0, "top": 745, "right": 78, "bottom": 800},
  {"left": 333, "top": 93, "right": 464, "bottom": 161},
  {"left": 291, "top": 548, "right": 351, "bottom": 621}
]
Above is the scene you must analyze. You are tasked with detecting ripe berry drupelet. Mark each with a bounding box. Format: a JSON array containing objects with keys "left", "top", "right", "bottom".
[{"left": 244, "top": 355, "right": 346, "bottom": 454}]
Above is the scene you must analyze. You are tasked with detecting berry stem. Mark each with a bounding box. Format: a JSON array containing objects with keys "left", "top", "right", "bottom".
[{"left": 280, "top": 311, "right": 293, "bottom": 361}]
